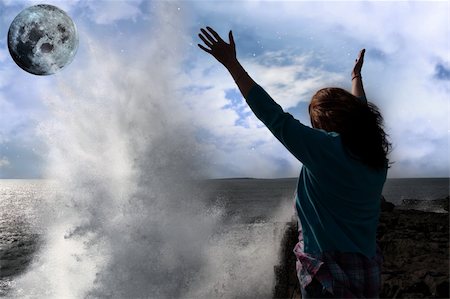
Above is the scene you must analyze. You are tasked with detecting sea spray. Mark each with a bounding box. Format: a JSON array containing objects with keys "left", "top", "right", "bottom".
[
  {"left": 9, "top": 2, "right": 294, "bottom": 298},
  {"left": 11, "top": 2, "right": 221, "bottom": 298}
]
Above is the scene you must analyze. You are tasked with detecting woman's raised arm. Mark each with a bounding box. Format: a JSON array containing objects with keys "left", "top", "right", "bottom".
[{"left": 197, "top": 27, "right": 331, "bottom": 171}]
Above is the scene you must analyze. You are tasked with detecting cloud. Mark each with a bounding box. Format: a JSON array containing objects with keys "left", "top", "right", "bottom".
[
  {"left": 0, "top": 0, "right": 81, "bottom": 13},
  {"left": 84, "top": 0, "right": 144, "bottom": 24},
  {"left": 245, "top": 51, "right": 345, "bottom": 109},
  {"left": 0, "top": 139, "right": 45, "bottom": 178},
  {"left": 177, "top": 49, "right": 344, "bottom": 178},
  {"left": 0, "top": 44, "right": 56, "bottom": 179},
  {"left": 0, "top": 156, "right": 10, "bottom": 168},
  {"left": 0, "top": 0, "right": 148, "bottom": 178},
  {"left": 188, "top": 1, "right": 449, "bottom": 178},
  {"left": 0, "top": 0, "right": 144, "bottom": 24},
  {"left": 0, "top": 0, "right": 448, "bottom": 178},
  {"left": 434, "top": 63, "right": 450, "bottom": 81},
  {"left": 0, "top": 48, "right": 8, "bottom": 63}
]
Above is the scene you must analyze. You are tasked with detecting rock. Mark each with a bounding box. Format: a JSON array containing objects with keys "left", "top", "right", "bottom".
[
  {"left": 441, "top": 196, "right": 449, "bottom": 212},
  {"left": 436, "top": 281, "right": 449, "bottom": 298},
  {"left": 273, "top": 221, "right": 299, "bottom": 299},
  {"left": 381, "top": 195, "right": 395, "bottom": 212},
  {"left": 377, "top": 209, "right": 449, "bottom": 298},
  {"left": 404, "top": 281, "right": 431, "bottom": 296},
  {"left": 275, "top": 209, "right": 449, "bottom": 298}
]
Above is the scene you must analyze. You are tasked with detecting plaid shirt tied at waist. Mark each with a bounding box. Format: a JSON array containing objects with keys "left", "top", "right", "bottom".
[{"left": 293, "top": 221, "right": 384, "bottom": 298}]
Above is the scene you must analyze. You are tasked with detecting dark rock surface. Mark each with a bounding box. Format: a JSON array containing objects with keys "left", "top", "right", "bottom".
[
  {"left": 273, "top": 219, "right": 299, "bottom": 299},
  {"left": 274, "top": 208, "right": 449, "bottom": 298},
  {"left": 381, "top": 196, "right": 396, "bottom": 212},
  {"left": 378, "top": 209, "right": 449, "bottom": 298}
]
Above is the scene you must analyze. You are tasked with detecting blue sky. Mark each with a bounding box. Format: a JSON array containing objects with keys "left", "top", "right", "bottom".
[{"left": 0, "top": 0, "right": 449, "bottom": 179}]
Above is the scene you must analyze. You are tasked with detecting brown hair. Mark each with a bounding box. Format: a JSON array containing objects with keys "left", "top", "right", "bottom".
[{"left": 309, "top": 87, "right": 391, "bottom": 170}]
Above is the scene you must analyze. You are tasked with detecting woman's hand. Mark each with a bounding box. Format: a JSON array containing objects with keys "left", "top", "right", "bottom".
[
  {"left": 352, "top": 48, "right": 365, "bottom": 77},
  {"left": 351, "top": 49, "right": 367, "bottom": 100},
  {"left": 198, "top": 26, "right": 237, "bottom": 68},
  {"left": 197, "top": 26, "right": 255, "bottom": 97}
]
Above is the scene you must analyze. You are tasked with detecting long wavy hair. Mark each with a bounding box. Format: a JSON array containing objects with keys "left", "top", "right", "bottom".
[{"left": 309, "top": 87, "right": 391, "bottom": 170}]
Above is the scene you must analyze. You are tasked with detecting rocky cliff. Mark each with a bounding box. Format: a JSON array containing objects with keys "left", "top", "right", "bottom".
[{"left": 274, "top": 201, "right": 449, "bottom": 298}]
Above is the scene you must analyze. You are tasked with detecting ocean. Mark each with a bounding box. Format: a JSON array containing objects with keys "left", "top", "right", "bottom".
[{"left": 0, "top": 178, "right": 448, "bottom": 298}]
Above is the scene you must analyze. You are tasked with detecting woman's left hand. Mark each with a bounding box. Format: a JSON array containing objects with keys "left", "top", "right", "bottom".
[
  {"left": 198, "top": 26, "right": 237, "bottom": 68},
  {"left": 352, "top": 48, "right": 365, "bottom": 77}
]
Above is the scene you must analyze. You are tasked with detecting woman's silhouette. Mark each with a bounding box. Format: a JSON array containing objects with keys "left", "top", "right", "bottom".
[{"left": 198, "top": 26, "right": 390, "bottom": 298}]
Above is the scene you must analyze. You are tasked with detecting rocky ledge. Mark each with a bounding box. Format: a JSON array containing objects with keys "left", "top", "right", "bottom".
[
  {"left": 377, "top": 208, "right": 449, "bottom": 298},
  {"left": 274, "top": 199, "right": 449, "bottom": 298}
]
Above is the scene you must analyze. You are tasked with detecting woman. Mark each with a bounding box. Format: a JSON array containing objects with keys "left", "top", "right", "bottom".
[{"left": 198, "top": 27, "right": 390, "bottom": 298}]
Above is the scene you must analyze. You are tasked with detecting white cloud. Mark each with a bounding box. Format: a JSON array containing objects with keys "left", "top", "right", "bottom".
[
  {"left": 0, "top": 0, "right": 81, "bottom": 12},
  {"left": 0, "top": 156, "right": 10, "bottom": 168},
  {"left": 0, "top": 48, "right": 8, "bottom": 63},
  {"left": 189, "top": 1, "right": 449, "bottom": 177},
  {"left": 0, "top": 0, "right": 143, "bottom": 24},
  {"left": 1, "top": 0, "right": 448, "bottom": 178},
  {"left": 246, "top": 51, "right": 345, "bottom": 108},
  {"left": 177, "top": 50, "right": 344, "bottom": 178},
  {"left": 85, "top": 0, "right": 143, "bottom": 24}
]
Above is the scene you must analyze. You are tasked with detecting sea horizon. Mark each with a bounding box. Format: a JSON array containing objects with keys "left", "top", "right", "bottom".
[{"left": 1, "top": 176, "right": 449, "bottom": 180}]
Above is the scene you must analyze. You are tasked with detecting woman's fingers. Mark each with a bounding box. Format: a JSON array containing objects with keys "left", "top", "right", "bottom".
[
  {"left": 352, "top": 49, "right": 365, "bottom": 76},
  {"left": 229, "top": 30, "right": 235, "bottom": 48},
  {"left": 206, "top": 26, "right": 224, "bottom": 43},
  {"left": 358, "top": 49, "right": 365, "bottom": 62},
  {"left": 198, "top": 33, "right": 213, "bottom": 48},
  {"left": 354, "top": 49, "right": 365, "bottom": 70},
  {"left": 197, "top": 27, "right": 237, "bottom": 66},
  {"left": 200, "top": 28, "right": 217, "bottom": 44},
  {"left": 198, "top": 43, "right": 212, "bottom": 54}
]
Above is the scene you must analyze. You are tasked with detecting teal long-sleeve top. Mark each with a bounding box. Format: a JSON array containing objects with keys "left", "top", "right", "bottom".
[{"left": 246, "top": 84, "right": 387, "bottom": 258}]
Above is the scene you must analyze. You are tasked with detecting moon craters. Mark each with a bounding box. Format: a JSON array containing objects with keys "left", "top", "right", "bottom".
[{"left": 7, "top": 4, "right": 78, "bottom": 75}]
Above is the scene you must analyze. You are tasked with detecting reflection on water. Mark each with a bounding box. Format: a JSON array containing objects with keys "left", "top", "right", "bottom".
[
  {"left": 0, "top": 180, "right": 51, "bottom": 296},
  {"left": 1, "top": 177, "right": 448, "bottom": 297}
]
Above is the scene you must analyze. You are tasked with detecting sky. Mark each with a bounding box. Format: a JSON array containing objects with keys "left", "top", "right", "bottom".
[{"left": 0, "top": 0, "right": 449, "bottom": 179}]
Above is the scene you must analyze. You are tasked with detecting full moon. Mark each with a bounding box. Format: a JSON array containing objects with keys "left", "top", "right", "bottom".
[{"left": 8, "top": 4, "right": 78, "bottom": 76}]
